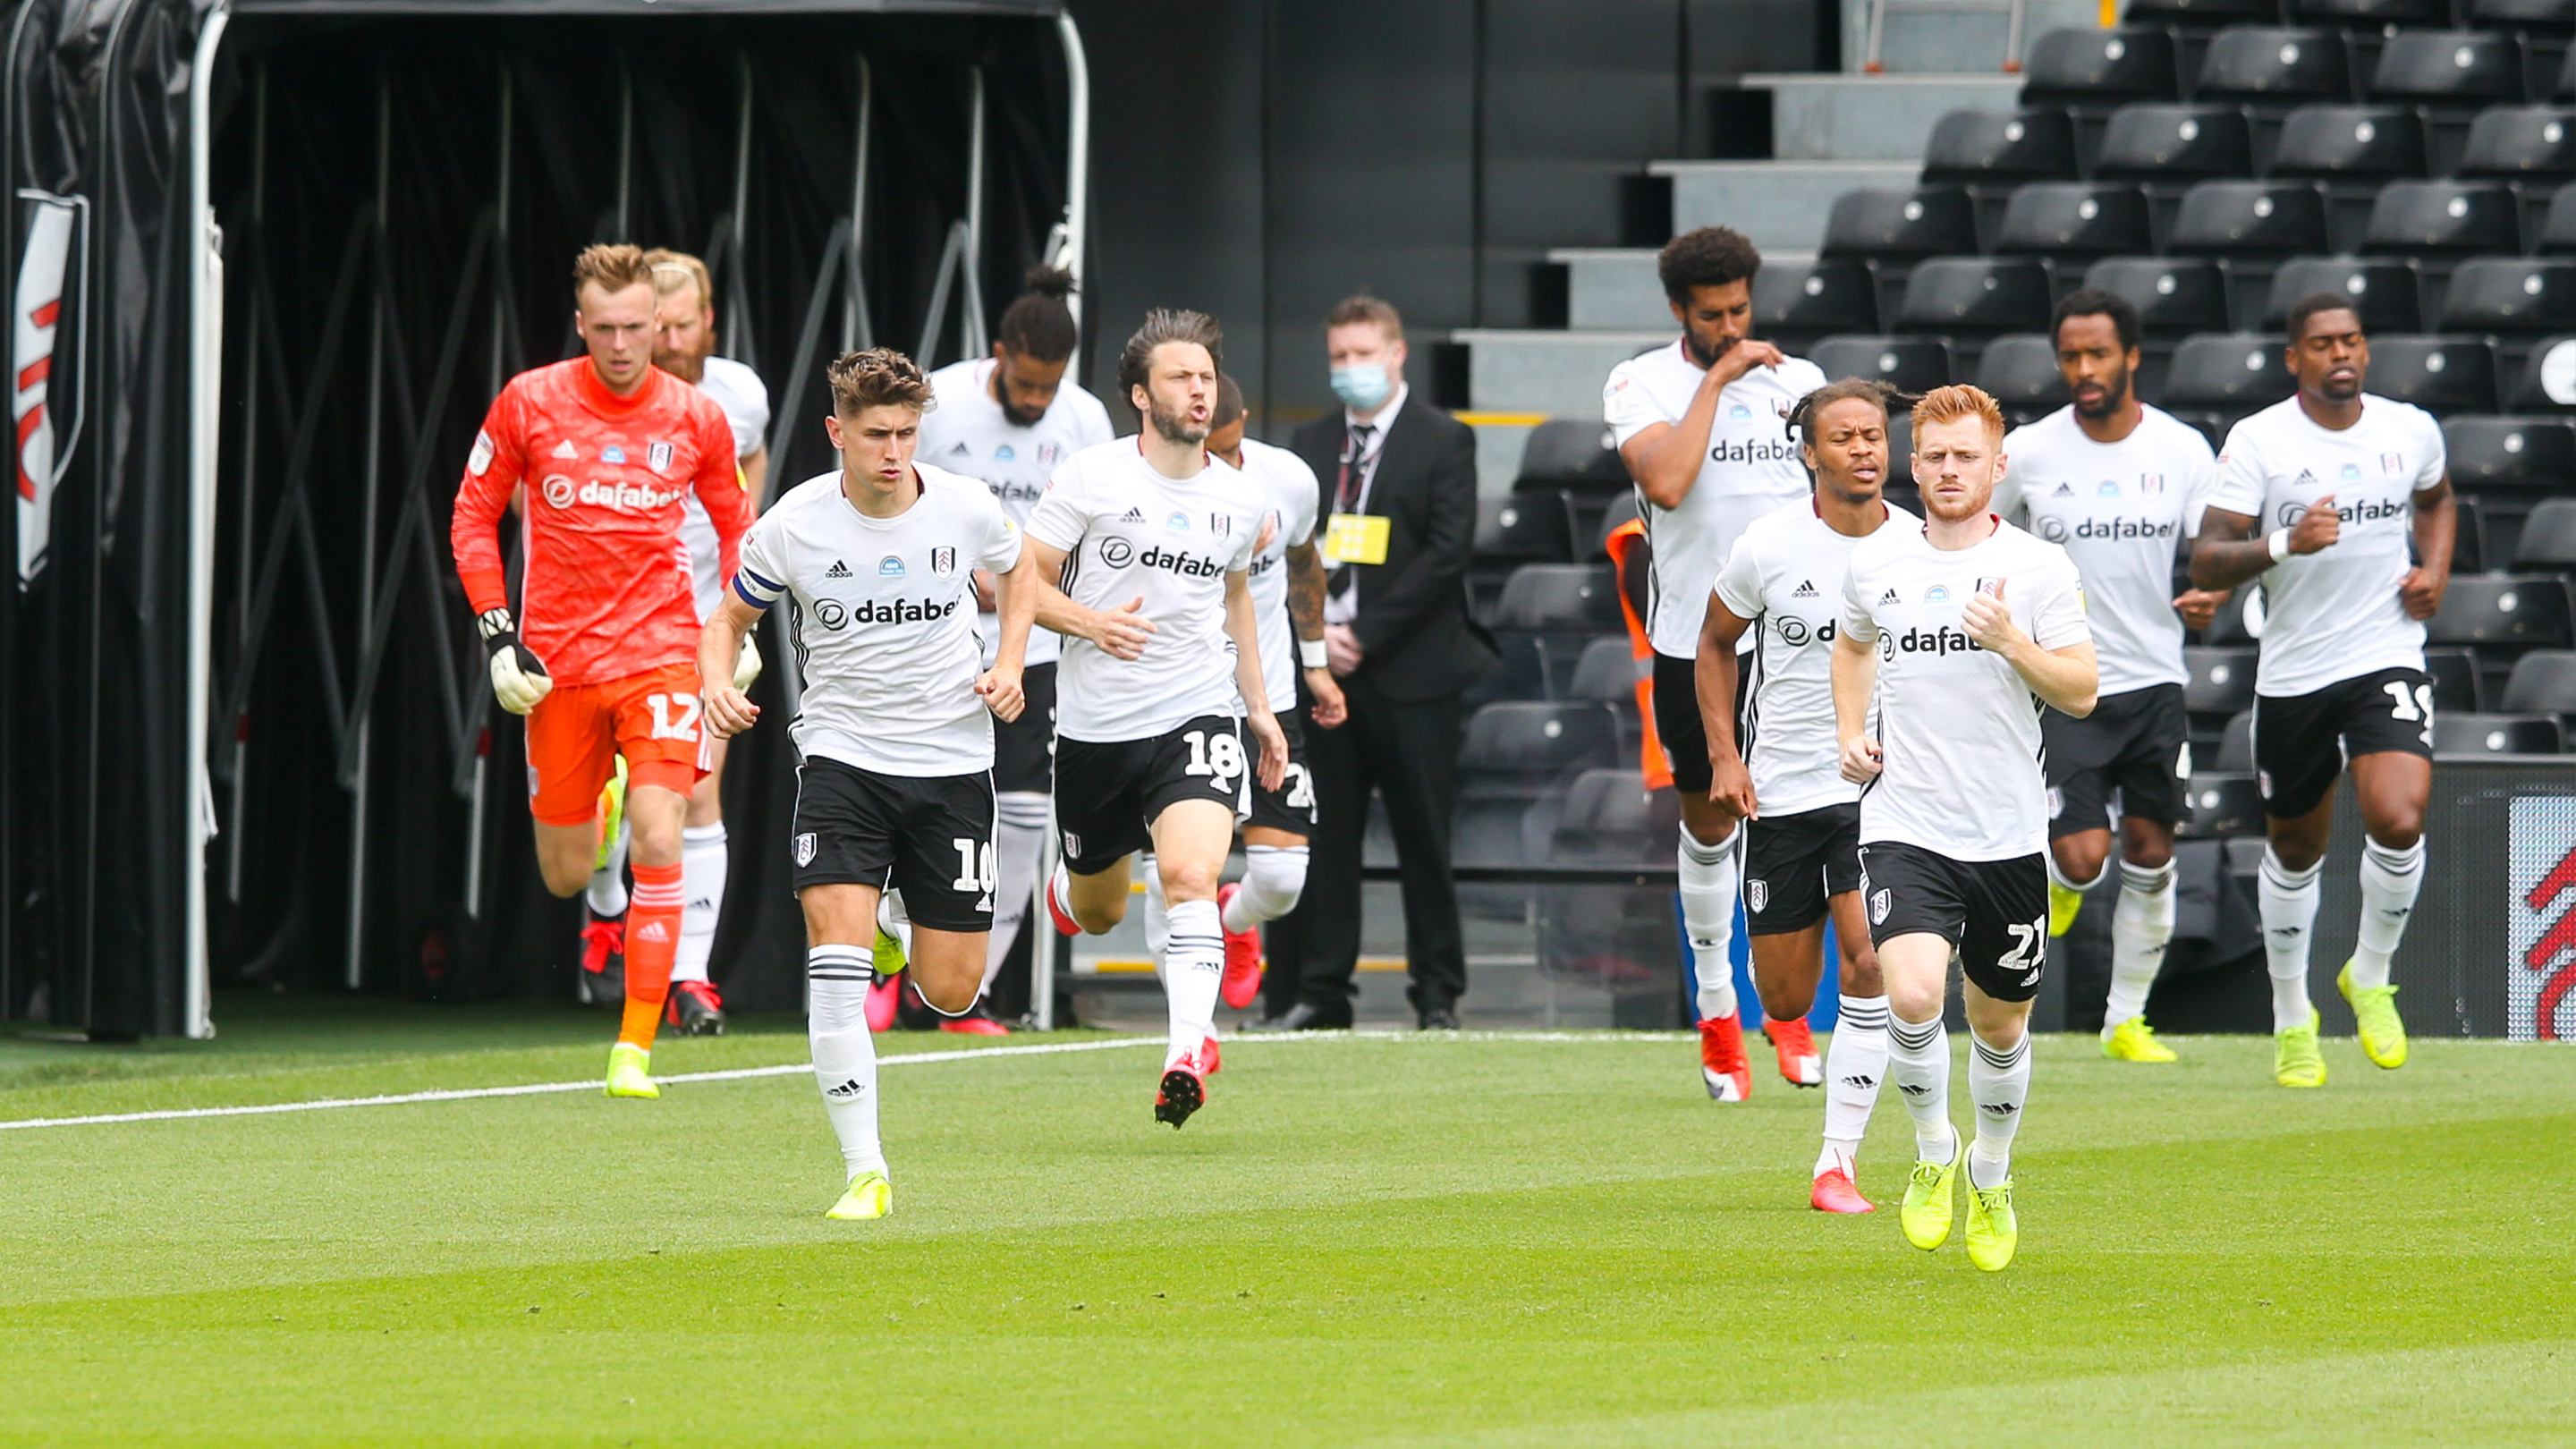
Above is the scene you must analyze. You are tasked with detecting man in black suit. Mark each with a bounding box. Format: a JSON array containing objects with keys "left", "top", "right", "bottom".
[{"left": 1256, "top": 295, "right": 1496, "bottom": 1030}]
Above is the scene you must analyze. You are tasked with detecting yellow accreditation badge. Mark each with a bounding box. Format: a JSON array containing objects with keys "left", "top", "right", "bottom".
[{"left": 1321, "top": 513, "right": 1392, "bottom": 566}]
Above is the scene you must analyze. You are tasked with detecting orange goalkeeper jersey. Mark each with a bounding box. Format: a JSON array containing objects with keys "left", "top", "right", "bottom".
[{"left": 451, "top": 359, "right": 748, "bottom": 687}]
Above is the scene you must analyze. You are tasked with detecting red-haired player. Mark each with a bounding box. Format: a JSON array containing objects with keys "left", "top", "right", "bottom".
[{"left": 450, "top": 242, "right": 749, "bottom": 1097}]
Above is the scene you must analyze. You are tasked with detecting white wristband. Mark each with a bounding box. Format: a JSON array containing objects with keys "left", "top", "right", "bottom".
[
  {"left": 1300, "top": 639, "right": 1329, "bottom": 670},
  {"left": 2267, "top": 528, "right": 2293, "bottom": 564}
]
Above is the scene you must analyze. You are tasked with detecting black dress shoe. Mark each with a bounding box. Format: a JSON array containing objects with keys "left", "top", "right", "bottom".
[
  {"left": 1256, "top": 1002, "right": 1349, "bottom": 1032},
  {"left": 1418, "top": 1006, "right": 1462, "bottom": 1031}
]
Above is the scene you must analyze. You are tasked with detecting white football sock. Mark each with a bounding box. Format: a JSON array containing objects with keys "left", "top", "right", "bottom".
[
  {"left": 1224, "top": 844, "right": 1309, "bottom": 933},
  {"left": 1817, "top": 993, "right": 1889, "bottom": 1178},
  {"left": 1966, "top": 1028, "right": 2030, "bottom": 1191},
  {"left": 2259, "top": 847, "right": 2323, "bottom": 1032},
  {"left": 2351, "top": 837, "right": 2425, "bottom": 990},
  {"left": 2045, "top": 852, "right": 2105, "bottom": 895},
  {"left": 808, "top": 945, "right": 883, "bottom": 1179},
  {"left": 1161, "top": 898, "right": 1224, "bottom": 1064},
  {"left": 1679, "top": 825, "right": 1741, "bottom": 1021},
  {"left": 2105, "top": 857, "right": 2175, "bottom": 1032},
  {"left": 585, "top": 819, "right": 631, "bottom": 917},
  {"left": 1140, "top": 855, "right": 1168, "bottom": 973},
  {"left": 876, "top": 890, "right": 912, "bottom": 962},
  {"left": 672, "top": 824, "right": 726, "bottom": 986},
  {"left": 981, "top": 792, "right": 1050, "bottom": 996},
  {"left": 1885, "top": 1013, "right": 1954, "bottom": 1164}
]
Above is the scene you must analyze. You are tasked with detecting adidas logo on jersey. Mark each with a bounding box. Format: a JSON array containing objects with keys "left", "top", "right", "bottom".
[
  {"left": 553, "top": 439, "right": 580, "bottom": 460},
  {"left": 1878, "top": 588, "right": 1900, "bottom": 604},
  {"left": 1136, "top": 545, "right": 1225, "bottom": 578},
  {"left": 947, "top": 441, "right": 971, "bottom": 457},
  {"left": 1122, "top": 507, "right": 1146, "bottom": 522},
  {"left": 2050, "top": 481, "right": 2074, "bottom": 497},
  {"left": 1792, "top": 580, "right": 1818, "bottom": 598},
  {"left": 826, "top": 560, "right": 853, "bottom": 579}
]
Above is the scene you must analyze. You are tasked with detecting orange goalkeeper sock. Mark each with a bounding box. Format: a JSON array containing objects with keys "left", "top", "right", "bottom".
[{"left": 620, "top": 861, "right": 684, "bottom": 1049}]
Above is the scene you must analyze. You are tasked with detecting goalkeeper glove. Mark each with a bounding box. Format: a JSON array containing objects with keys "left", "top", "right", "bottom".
[
  {"left": 733, "top": 631, "right": 764, "bottom": 691},
  {"left": 476, "top": 607, "right": 554, "bottom": 716}
]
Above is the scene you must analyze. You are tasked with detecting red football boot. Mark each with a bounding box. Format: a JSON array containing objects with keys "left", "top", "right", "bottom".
[
  {"left": 1811, "top": 1166, "right": 1875, "bottom": 1214},
  {"left": 1153, "top": 1052, "right": 1207, "bottom": 1128},
  {"left": 1699, "top": 1014, "right": 1751, "bottom": 1102},
  {"left": 1764, "top": 1014, "right": 1822, "bottom": 1088},
  {"left": 1216, "top": 883, "right": 1264, "bottom": 1009}
]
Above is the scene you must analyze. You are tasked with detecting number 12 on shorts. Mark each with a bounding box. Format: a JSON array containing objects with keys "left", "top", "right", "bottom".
[{"left": 647, "top": 691, "right": 702, "bottom": 741}]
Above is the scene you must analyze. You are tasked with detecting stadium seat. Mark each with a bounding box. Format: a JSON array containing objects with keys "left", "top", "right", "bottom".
[
  {"left": 2292, "top": 0, "right": 2453, "bottom": 21},
  {"left": 2159, "top": 333, "right": 2294, "bottom": 431},
  {"left": 1490, "top": 564, "right": 1624, "bottom": 699},
  {"left": 1459, "top": 701, "right": 1623, "bottom": 801},
  {"left": 1566, "top": 637, "right": 1643, "bottom": 756},
  {"left": 2363, "top": 181, "right": 2521, "bottom": 258},
  {"left": 1921, "top": 109, "right": 2081, "bottom": 186},
  {"left": 2183, "top": 645, "right": 2260, "bottom": 719},
  {"left": 2267, "top": 105, "right": 2428, "bottom": 181},
  {"left": 2512, "top": 495, "right": 2576, "bottom": 565},
  {"left": 1754, "top": 258, "right": 1879, "bottom": 347},
  {"left": 2260, "top": 256, "right": 2422, "bottom": 334},
  {"left": 2455, "top": 493, "right": 2492, "bottom": 573},
  {"left": 2170, "top": 181, "right": 2332, "bottom": 257},
  {"left": 2216, "top": 708, "right": 2257, "bottom": 769},
  {"left": 2176, "top": 772, "right": 2267, "bottom": 838},
  {"left": 1589, "top": 491, "right": 1640, "bottom": 559},
  {"left": 1821, "top": 188, "right": 1980, "bottom": 263},
  {"left": 2196, "top": 28, "right": 2351, "bottom": 111},
  {"left": 2132, "top": 0, "right": 2286, "bottom": 28},
  {"left": 2537, "top": 182, "right": 2576, "bottom": 252},
  {"left": 1474, "top": 493, "right": 1575, "bottom": 570},
  {"left": 2480, "top": 0, "right": 2576, "bottom": 32},
  {"left": 2366, "top": 30, "right": 2524, "bottom": 108},
  {"left": 2206, "top": 585, "right": 2260, "bottom": 645},
  {"left": 1975, "top": 335, "right": 2072, "bottom": 424},
  {"left": 1894, "top": 257, "right": 2054, "bottom": 340},
  {"left": 2441, "top": 260, "right": 2576, "bottom": 383},
  {"left": 1994, "top": 182, "right": 2156, "bottom": 259},
  {"left": 2430, "top": 646, "right": 2485, "bottom": 710},
  {"left": 1515, "top": 419, "right": 1627, "bottom": 493},
  {"left": 1809, "top": 335, "right": 1954, "bottom": 395},
  {"left": 2432, "top": 711, "right": 2564, "bottom": 753},
  {"left": 2458, "top": 106, "right": 2576, "bottom": 180},
  {"left": 2094, "top": 104, "right": 2257, "bottom": 182},
  {"left": 2501, "top": 648, "right": 2576, "bottom": 714},
  {"left": 2507, "top": 334, "right": 2576, "bottom": 410},
  {"left": 2365, "top": 335, "right": 2499, "bottom": 414},
  {"left": 2021, "top": 28, "right": 2183, "bottom": 107},
  {"left": 1546, "top": 767, "right": 1675, "bottom": 863},
  {"left": 2445, "top": 415, "right": 2576, "bottom": 492},
  {"left": 2084, "top": 256, "right": 2233, "bottom": 336},
  {"left": 2426, "top": 572, "right": 2575, "bottom": 646}
]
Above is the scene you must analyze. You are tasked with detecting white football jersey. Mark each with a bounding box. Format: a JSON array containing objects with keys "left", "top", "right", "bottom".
[
  {"left": 732, "top": 461, "right": 1022, "bottom": 777},
  {"left": 2209, "top": 394, "right": 2445, "bottom": 699},
  {"left": 921, "top": 357, "right": 1118, "bottom": 668},
  {"left": 1714, "top": 498, "right": 1922, "bottom": 818},
  {"left": 1238, "top": 438, "right": 1322, "bottom": 713},
  {"left": 682, "top": 356, "right": 772, "bottom": 621},
  {"left": 1995, "top": 404, "right": 2216, "bottom": 697},
  {"left": 1027, "top": 439, "right": 1267, "bottom": 742},
  {"left": 1841, "top": 517, "right": 2091, "bottom": 861},
  {"left": 1604, "top": 340, "right": 1826, "bottom": 657}
]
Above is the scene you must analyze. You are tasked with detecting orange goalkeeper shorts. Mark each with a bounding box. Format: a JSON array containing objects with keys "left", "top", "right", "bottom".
[{"left": 523, "top": 658, "right": 712, "bottom": 826}]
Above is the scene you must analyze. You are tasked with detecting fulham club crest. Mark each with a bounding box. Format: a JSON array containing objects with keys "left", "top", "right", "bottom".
[
  {"left": 931, "top": 546, "right": 958, "bottom": 576},
  {"left": 1746, "top": 879, "right": 1770, "bottom": 914},
  {"left": 1210, "top": 513, "right": 1232, "bottom": 536},
  {"left": 648, "top": 440, "right": 675, "bottom": 473},
  {"left": 794, "top": 832, "right": 818, "bottom": 867}
]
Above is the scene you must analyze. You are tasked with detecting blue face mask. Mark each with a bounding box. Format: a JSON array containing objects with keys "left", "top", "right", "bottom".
[{"left": 1330, "top": 362, "right": 1393, "bottom": 412}]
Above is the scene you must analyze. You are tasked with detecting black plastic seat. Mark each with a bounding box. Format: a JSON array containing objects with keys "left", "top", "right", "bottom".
[
  {"left": 2533, "top": 182, "right": 2576, "bottom": 253},
  {"left": 2447, "top": 416, "right": 2576, "bottom": 491},
  {"left": 2267, "top": 106, "right": 2427, "bottom": 180},
  {"left": 2513, "top": 496, "right": 2576, "bottom": 565},
  {"left": 1809, "top": 335, "right": 1954, "bottom": 394},
  {"left": 1516, "top": 419, "right": 1627, "bottom": 492},
  {"left": 2171, "top": 181, "right": 2332, "bottom": 255},
  {"left": 1546, "top": 768, "right": 1676, "bottom": 867},
  {"left": 2366, "top": 336, "right": 2499, "bottom": 414},
  {"left": 2364, "top": 181, "right": 2521, "bottom": 256},
  {"left": 2433, "top": 712, "right": 2563, "bottom": 754},
  {"left": 2160, "top": 333, "right": 2295, "bottom": 419},
  {"left": 2508, "top": 335, "right": 2576, "bottom": 410},
  {"left": 2459, "top": 106, "right": 2576, "bottom": 180},
  {"left": 2368, "top": 30, "right": 2524, "bottom": 108},
  {"left": 1995, "top": 182, "right": 2155, "bottom": 258},
  {"left": 2261, "top": 257, "right": 2422, "bottom": 333},
  {"left": 2502, "top": 648, "right": 2576, "bottom": 713},
  {"left": 1822, "top": 189, "right": 1980, "bottom": 262},
  {"left": 2426, "top": 573, "right": 2575, "bottom": 646},
  {"left": 2481, "top": 0, "right": 2576, "bottom": 33},
  {"left": 2084, "top": 257, "right": 2233, "bottom": 335},
  {"left": 2183, "top": 645, "right": 2260, "bottom": 717},
  {"left": 2216, "top": 708, "right": 2258, "bottom": 770},
  {"left": 2096, "top": 104, "right": 2257, "bottom": 181},
  {"left": 1922, "top": 109, "right": 2081, "bottom": 185},
  {"left": 2197, "top": 28, "right": 2351, "bottom": 108},
  {"left": 1474, "top": 493, "right": 1575, "bottom": 569},
  {"left": 2442, "top": 258, "right": 2576, "bottom": 336},
  {"left": 2456, "top": 494, "right": 2492, "bottom": 573},
  {"left": 2429, "top": 646, "right": 2484, "bottom": 710},
  {"left": 2176, "top": 773, "right": 2267, "bottom": 839},
  {"left": 1975, "top": 335, "right": 2072, "bottom": 424},
  {"left": 1459, "top": 701, "right": 1623, "bottom": 801},
  {"left": 2134, "top": 0, "right": 2285, "bottom": 26},
  {"left": 2021, "top": 28, "right": 2183, "bottom": 106},
  {"left": 1754, "top": 258, "right": 1879, "bottom": 344},
  {"left": 1492, "top": 564, "right": 1620, "bottom": 633},
  {"left": 1567, "top": 635, "right": 1639, "bottom": 706},
  {"left": 1895, "top": 257, "right": 2055, "bottom": 336}
]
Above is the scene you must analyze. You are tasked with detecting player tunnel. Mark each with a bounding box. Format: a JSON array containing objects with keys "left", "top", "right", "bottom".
[{"left": 1, "top": 0, "right": 1088, "bottom": 1037}]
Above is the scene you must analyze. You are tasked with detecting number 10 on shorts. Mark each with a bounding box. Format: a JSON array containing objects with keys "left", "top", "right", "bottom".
[{"left": 951, "top": 839, "right": 998, "bottom": 893}]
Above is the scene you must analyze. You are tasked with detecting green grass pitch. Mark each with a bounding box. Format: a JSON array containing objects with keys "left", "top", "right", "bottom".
[{"left": 3, "top": 998, "right": 2572, "bottom": 1447}]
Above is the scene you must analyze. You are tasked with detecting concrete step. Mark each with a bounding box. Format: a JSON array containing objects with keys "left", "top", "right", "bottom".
[
  {"left": 1843, "top": 0, "right": 2100, "bottom": 76},
  {"left": 1744, "top": 72, "right": 2022, "bottom": 162},
  {"left": 1650, "top": 160, "right": 1918, "bottom": 254},
  {"left": 1549, "top": 248, "right": 1819, "bottom": 331},
  {"left": 1453, "top": 328, "right": 1667, "bottom": 417}
]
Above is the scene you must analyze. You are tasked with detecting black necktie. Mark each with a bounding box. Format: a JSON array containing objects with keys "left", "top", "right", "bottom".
[{"left": 1331, "top": 424, "right": 1378, "bottom": 598}]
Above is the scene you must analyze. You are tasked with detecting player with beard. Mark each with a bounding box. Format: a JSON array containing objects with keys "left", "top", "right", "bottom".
[
  {"left": 1698, "top": 377, "right": 1916, "bottom": 1209},
  {"left": 1993, "top": 288, "right": 2227, "bottom": 1063},
  {"left": 2190, "top": 295, "right": 2453, "bottom": 1089},
  {"left": 1030, "top": 310, "right": 1288, "bottom": 1127},
  {"left": 916, "top": 267, "right": 1115, "bottom": 1031},
  {"left": 1605, "top": 225, "right": 1826, "bottom": 1101},
  {"left": 1835, "top": 385, "right": 2097, "bottom": 1272}
]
